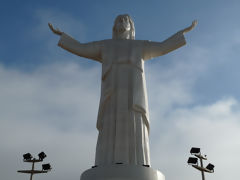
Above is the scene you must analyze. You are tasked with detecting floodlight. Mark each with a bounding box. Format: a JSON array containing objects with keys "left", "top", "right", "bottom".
[
  {"left": 42, "top": 163, "right": 52, "bottom": 171},
  {"left": 23, "top": 153, "right": 32, "bottom": 160},
  {"left": 38, "top": 152, "right": 47, "bottom": 160},
  {"left": 206, "top": 163, "right": 214, "bottom": 172},
  {"left": 187, "top": 157, "right": 198, "bottom": 165},
  {"left": 190, "top": 147, "right": 200, "bottom": 155}
]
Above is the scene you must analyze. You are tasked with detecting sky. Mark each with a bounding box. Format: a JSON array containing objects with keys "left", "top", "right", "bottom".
[{"left": 0, "top": 0, "right": 240, "bottom": 180}]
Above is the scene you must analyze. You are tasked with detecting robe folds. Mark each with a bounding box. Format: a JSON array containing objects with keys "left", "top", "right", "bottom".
[{"left": 58, "top": 31, "right": 186, "bottom": 166}]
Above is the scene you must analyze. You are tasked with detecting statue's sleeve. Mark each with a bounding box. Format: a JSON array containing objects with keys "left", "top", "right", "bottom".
[
  {"left": 142, "top": 31, "right": 186, "bottom": 60},
  {"left": 58, "top": 33, "right": 102, "bottom": 62}
]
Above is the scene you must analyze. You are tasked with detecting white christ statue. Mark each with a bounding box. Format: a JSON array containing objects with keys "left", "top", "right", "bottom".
[{"left": 49, "top": 14, "right": 197, "bottom": 167}]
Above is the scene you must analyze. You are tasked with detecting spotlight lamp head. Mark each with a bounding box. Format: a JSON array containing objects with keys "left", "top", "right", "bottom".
[
  {"left": 38, "top": 151, "right": 47, "bottom": 160},
  {"left": 18, "top": 152, "right": 52, "bottom": 179},
  {"left": 190, "top": 147, "right": 200, "bottom": 155},
  {"left": 23, "top": 153, "right": 32, "bottom": 161},
  {"left": 42, "top": 163, "right": 52, "bottom": 171},
  {"left": 187, "top": 157, "right": 198, "bottom": 165},
  {"left": 188, "top": 147, "right": 215, "bottom": 179},
  {"left": 206, "top": 163, "right": 215, "bottom": 172}
]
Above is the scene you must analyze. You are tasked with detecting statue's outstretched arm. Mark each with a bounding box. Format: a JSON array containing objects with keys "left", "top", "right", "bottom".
[
  {"left": 48, "top": 23, "right": 102, "bottom": 62},
  {"left": 48, "top": 23, "right": 63, "bottom": 35},
  {"left": 143, "top": 20, "right": 197, "bottom": 60}
]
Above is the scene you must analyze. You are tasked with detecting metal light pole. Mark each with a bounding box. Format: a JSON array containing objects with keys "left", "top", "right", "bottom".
[
  {"left": 187, "top": 147, "right": 214, "bottom": 180},
  {"left": 18, "top": 152, "right": 52, "bottom": 180}
]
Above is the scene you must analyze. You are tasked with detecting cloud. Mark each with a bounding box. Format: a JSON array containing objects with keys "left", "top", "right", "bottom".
[
  {"left": 145, "top": 44, "right": 210, "bottom": 122},
  {"left": 150, "top": 97, "right": 240, "bottom": 180},
  {"left": 1, "top": 59, "right": 240, "bottom": 180},
  {"left": 1, "top": 38, "right": 240, "bottom": 180},
  {"left": 143, "top": 43, "right": 240, "bottom": 180},
  {"left": 0, "top": 62, "right": 100, "bottom": 180}
]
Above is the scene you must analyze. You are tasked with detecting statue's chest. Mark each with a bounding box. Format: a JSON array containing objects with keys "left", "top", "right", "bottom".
[{"left": 102, "top": 40, "right": 142, "bottom": 63}]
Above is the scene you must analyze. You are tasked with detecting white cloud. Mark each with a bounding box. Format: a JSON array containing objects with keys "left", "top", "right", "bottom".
[
  {"left": 0, "top": 62, "right": 101, "bottom": 131},
  {"left": 1, "top": 56, "right": 240, "bottom": 180},
  {"left": 145, "top": 44, "right": 210, "bottom": 123},
  {"left": 0, "top": 62, "right": 100, "bottom": 180},
  {"left": 150, "top": 97, "right": 240, "bottom": 180},
  {"left": 143, "top": 43, "right": 240, "bottom": 180}
]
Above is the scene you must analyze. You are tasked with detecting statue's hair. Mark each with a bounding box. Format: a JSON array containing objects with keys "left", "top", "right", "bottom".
[{"left": 112, "top": 14, "right": 135, "bottom": 40}]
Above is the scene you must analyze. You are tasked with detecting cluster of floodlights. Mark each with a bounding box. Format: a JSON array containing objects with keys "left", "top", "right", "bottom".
[
  {"left": 18, "top": 152, "right": 52, "bottom": 180},
  {"left": 187, "top": 147, "right": 214, "bottom": 180}
]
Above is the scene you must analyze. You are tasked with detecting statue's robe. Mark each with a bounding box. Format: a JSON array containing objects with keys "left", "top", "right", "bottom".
[{"left": 58, "top": 31, "right": 186, "bottom": 166}]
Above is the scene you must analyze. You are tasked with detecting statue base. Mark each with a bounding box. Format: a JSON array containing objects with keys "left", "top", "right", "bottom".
[{"left": 80, "top": 164, "right": 165, "bottom": 180}]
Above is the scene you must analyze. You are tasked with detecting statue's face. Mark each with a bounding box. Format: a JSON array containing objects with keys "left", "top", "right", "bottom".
[
  {"left": 114, "top": 15, "right": 131, "bottom": 39},
  {"left": 115, "top": 16, "right": 131, "bottom": 33}
]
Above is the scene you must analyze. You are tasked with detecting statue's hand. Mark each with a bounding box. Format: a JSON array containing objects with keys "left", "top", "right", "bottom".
[
  {"left": 48, "top": 23, "right": 62, "bottom": 35},
  {"left": 182, "top": 20, "right": 198, "bottom": 34}
]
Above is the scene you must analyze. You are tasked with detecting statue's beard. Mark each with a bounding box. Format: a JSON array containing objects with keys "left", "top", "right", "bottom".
[
  {"left": 115, "top": 31, "right": 130, "bottom": 40},
  {"left": 115, "top": 27, "right": 131, "bottom": 39},
  {"left": 115, "top": 23, "right": 131, "bottom": 35}
]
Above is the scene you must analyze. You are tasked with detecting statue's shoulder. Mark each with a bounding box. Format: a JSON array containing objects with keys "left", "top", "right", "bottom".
[{"left": 96, "top": 39, "right": 113, "bottom": 45}]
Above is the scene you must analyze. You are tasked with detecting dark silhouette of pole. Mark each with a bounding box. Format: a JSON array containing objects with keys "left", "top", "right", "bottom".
[
  {"left": 18, "top": 152, "right": 51, "bottom": 180},
  {"left": 194, "top": 154, "right": 207, "bottom": 180},
  {"left": 18, "top": 158, "right": 48, "bottom": 180},
  {"left": 188, "top": 147, "right": 214, "bottom": 180},
  {"left": 200, "top": 157, "right": 205, "bottom": 180}
]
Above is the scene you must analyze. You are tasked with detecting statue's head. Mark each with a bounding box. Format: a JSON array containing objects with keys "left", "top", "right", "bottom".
[{"left": 112, "top": 14, "right": 135, "bottom": 40}]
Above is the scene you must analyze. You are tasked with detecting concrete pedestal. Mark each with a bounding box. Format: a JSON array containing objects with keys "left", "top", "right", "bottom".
[{"left": 80, "top": 165, "right": 165, "bottom": 180}]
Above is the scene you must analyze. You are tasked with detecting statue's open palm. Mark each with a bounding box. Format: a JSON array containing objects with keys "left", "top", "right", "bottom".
[
  {"left": 48, "top": 23, "right": 62, "bottom": 35},
  {"left": 182, "top": 20, "right": 198, "bottom": 34}
]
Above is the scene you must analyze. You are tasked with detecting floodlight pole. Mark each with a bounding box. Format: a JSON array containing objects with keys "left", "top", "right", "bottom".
[
  {"left": 193, "top": 154, "right": 207, "bottom": 180},
  {"left": 188, "top": 148, "right": 214, "bottom": 180},
  {"left": 199, "top": 156, "right": 205, "bottom": 180},
  {"left": 30, "top": 160, "right": 34, "bottom": 180},
  {"left": 18, "top": 158, "right": 48, "bottom": 180}
]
